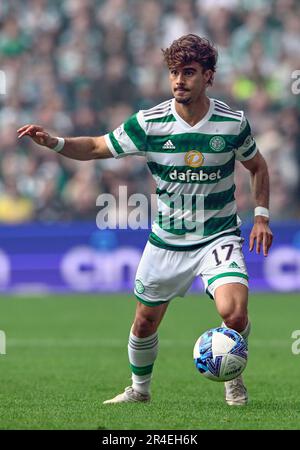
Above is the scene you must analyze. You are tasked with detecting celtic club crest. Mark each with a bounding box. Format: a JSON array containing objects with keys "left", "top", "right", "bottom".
[
  {"left": 209, "top": 136, "right": 226, "bottom": 152},
  {"left": 135, "top": 279, "right": 145, "bottom": 294}
]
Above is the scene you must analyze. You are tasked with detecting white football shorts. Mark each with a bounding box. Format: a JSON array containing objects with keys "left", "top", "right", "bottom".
[{"left": 134, "top": 234, "right": 248, "bottom": 306}]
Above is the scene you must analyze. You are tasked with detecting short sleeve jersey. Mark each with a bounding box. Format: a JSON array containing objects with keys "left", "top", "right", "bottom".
[{"left": 104, "top": 98, "right": 257, "bottom": 249}]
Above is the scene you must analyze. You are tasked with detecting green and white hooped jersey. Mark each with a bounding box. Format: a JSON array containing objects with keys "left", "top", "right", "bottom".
[{"left": 104, "top": 98, "right": 257, "bottom": 249}]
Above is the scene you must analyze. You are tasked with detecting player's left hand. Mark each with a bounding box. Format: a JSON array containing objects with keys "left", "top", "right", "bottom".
[{"left": 249, "top": 218, "right": 273, "bottom": 257}]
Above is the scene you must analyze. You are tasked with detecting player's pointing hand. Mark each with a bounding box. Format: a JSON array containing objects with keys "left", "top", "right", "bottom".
[{"left": 17, "top": 124, "right": 58, "bottom": 149}]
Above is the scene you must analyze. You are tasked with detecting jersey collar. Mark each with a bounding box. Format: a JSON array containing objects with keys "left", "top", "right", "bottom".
[{"left": 171, "top": 97, "right": 214, "bottom": 130}]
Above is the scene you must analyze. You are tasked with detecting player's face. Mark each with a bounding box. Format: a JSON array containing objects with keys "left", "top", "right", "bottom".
[{"left": 169, "top": 62, "right": 212, "bottom": 105}]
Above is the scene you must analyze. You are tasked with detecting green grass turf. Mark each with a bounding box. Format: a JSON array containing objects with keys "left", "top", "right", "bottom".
[{"left": 0, "top": 293, "right": 299, "bottom": 430}]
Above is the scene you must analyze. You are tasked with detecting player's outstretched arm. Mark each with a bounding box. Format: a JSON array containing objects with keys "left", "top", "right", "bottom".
[
  {"left": 17, "top": 124, "right": 112, "bottom": 160},
  {"left": 241, "top": 150, "right": 273, "bottom": 257}
]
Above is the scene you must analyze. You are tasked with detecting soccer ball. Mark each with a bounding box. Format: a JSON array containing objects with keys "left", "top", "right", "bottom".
[{"left": 193, "top": 327, "right": 248, "bottom": 382}]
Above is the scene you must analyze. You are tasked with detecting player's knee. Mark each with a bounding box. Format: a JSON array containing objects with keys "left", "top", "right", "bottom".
[
  {"left": 132, "top": 315, "right": 158, "bottom": 337},
  {"left": 223, "top": 312, "right": 248, "bottom": 333}
]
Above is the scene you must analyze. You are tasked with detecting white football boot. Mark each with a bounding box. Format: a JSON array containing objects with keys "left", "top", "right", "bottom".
[
  {"left": 103, "top": 386, "right": 151, "bottom": 404},
  {"left": 225, "top": 375, "right": 248, "bottom": 406}
]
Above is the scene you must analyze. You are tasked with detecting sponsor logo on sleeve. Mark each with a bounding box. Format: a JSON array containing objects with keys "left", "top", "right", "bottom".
[
  {"left": 241, "top": 135, "right": 254, "bottom": 150},
  {"left": 115, "top": 125, "right": 125, "bottom": 138}
]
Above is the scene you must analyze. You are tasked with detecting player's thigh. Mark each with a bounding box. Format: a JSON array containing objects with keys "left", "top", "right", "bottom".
[
  {"left": 134, "top": 242, "right": 195, "bottom": 304},
  {"left": 200, "top": 235, "right": 249, "bottom": 301}
]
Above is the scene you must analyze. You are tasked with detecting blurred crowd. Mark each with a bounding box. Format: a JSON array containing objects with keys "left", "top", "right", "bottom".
[{"left": 0, "top": 0, "right": 300, "bottom": 223}]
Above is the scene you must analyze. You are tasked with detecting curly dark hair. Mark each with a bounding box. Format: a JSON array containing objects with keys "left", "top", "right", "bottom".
[{"left": 162, "top": 34, "right": 218, "bottom": 85}]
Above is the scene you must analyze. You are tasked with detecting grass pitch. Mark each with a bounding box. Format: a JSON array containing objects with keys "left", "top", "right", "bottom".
[{"left": 0, "top": 293, "right": 299, "bottom": 430}]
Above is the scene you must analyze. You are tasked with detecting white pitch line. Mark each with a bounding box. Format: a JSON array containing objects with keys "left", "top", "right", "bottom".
[{"left": 7, "top": 338, "right": 291, "bottom": 348}]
